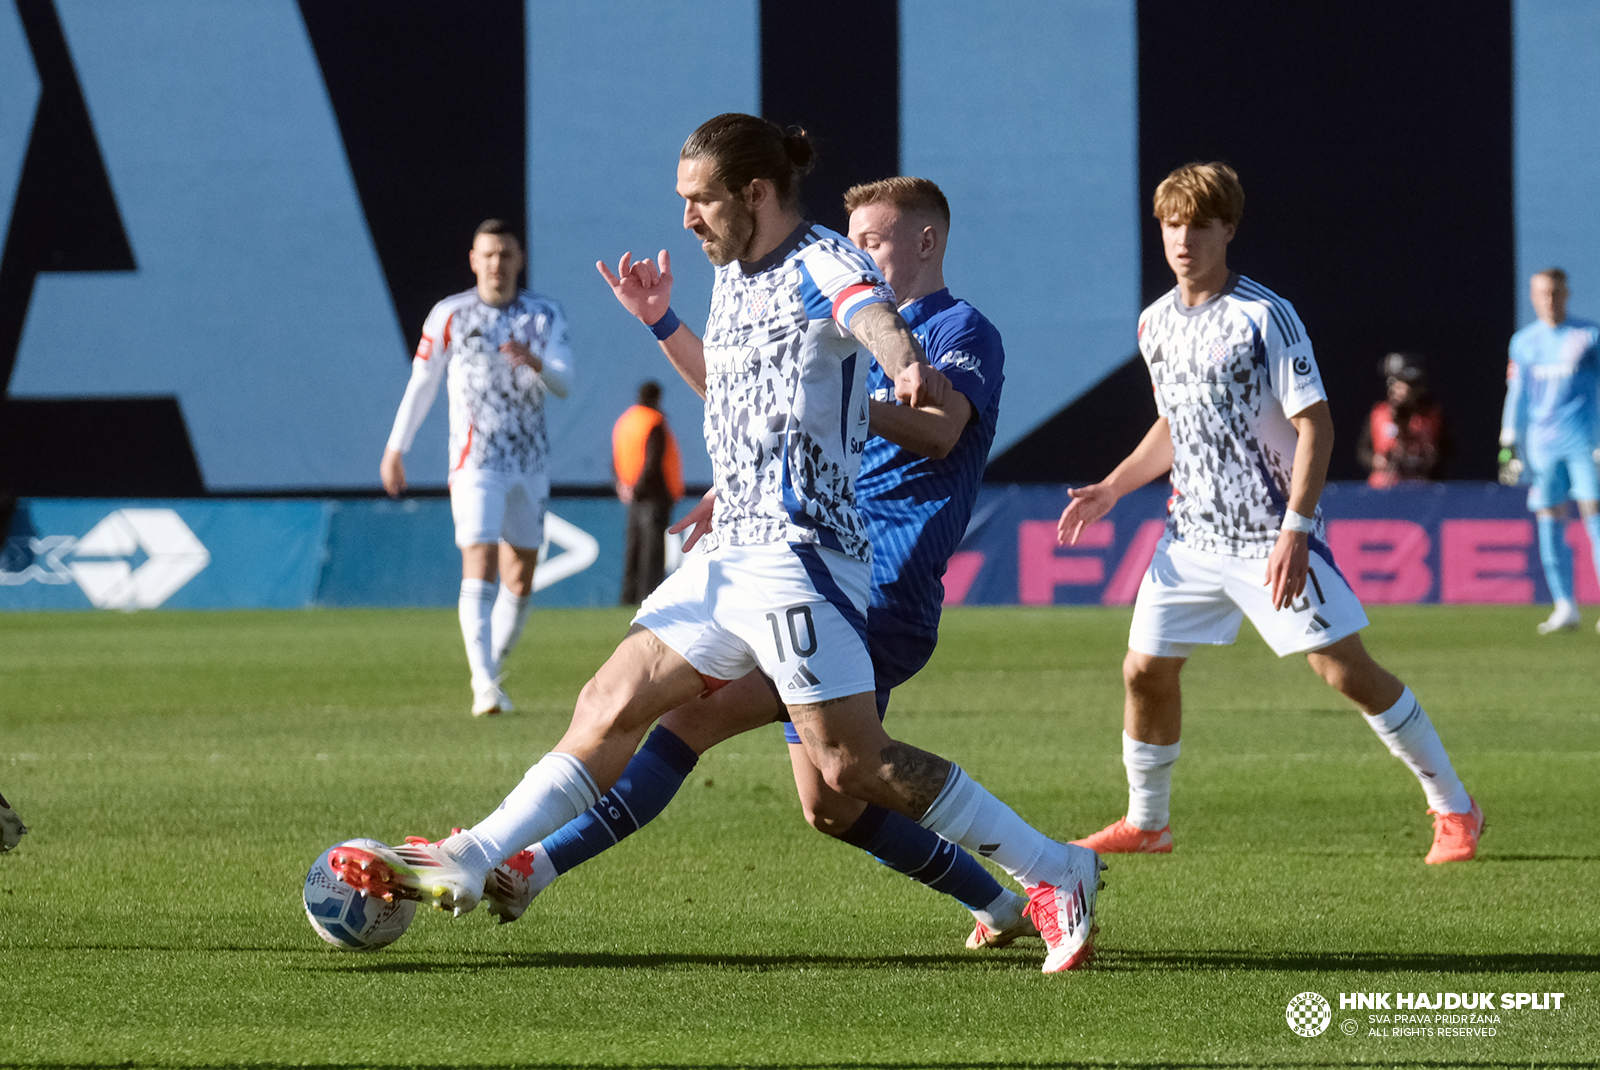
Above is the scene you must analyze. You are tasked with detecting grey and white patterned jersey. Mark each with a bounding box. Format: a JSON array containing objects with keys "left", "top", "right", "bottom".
[
  {"left": 697, "top": 222, "right": 893, "bottom": 562},
  {"left": 1139, "top": 274, "right": 1327, "bottom": 557},
  {"left": 387, "top": 287, "right": 573, "bottom": 478}
]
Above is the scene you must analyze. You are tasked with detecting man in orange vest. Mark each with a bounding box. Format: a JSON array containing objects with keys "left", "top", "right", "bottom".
[{"left": 612, "top": 380, "right": 683, "bottom": 602}]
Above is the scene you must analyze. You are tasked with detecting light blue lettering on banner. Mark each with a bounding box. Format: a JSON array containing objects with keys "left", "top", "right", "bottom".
[
  {"left": 0, "top": 1, "right": 39, "bottom": 245},
  {"left": 0, "top": 500, "right": 330, "bottom": 610},
  {"left": 8, "top": 0, "right": 410, "bottom": 491},
  {"left": 902, "top": 0, "right": 1140, "bottom": 456},
  {"left": 525, "top": 0, "right": 758, "bottom": 487},
  {"left": 1513, "top": 0, "right": 1600, "bottom": 326}
]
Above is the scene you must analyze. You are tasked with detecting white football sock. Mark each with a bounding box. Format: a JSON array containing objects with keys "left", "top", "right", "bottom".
[
  {"left": 1124, "top": 731, "right": 1181, "bottom": 831},
  {"left": 458, "top": 578, "right": 498, "bottom": 684},
  {"left": 469, "top": 752, "right": 601, "bottom": 864},
  {"left": 438, "top": 829, "right": 494, "bottom": 878},
  {"left": 1363, "top": 687, "right": 1471, "bottom": 814},
  {"left": 490, "top": 586, "right": 533, "bottom": 668},
  {"left": 918, "top": 765, "right": 1065, "bottom": 888},
  {"left": 972, "top": 887, "right": 1029, "bottom": 932}
]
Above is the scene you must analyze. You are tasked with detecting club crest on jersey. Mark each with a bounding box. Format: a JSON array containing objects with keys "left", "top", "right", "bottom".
[{"left": 745, "top": 291, "right": 770, "bottom": 319}]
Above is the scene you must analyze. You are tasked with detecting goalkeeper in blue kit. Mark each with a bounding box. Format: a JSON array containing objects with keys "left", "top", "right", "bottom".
[{"left": 1500, "top": 268, "right": 1600, "bottom": 634}]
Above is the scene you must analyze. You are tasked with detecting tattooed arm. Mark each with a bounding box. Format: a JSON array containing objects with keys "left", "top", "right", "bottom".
[{"left": 849, "top": 302, "right": 950, "bottom": 408}]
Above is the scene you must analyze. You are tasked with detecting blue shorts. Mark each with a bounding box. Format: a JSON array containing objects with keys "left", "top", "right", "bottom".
[
  {"left": 781, "top": 607, "right": 937, "bottom": 743},
  {"left": 1527, "top": 448, "right": 1600, "bottom": 510}
]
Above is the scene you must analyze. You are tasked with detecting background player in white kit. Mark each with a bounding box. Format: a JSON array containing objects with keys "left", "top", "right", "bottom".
[
  {"left": 1059, "top": 163, "right": 1483, "bottom": 865},
  {"left": 334, "top": 114, "right": 1103, "bottom": 974},
  {"left": 381, "top": 219, "right": 572, "bottom": 716}
]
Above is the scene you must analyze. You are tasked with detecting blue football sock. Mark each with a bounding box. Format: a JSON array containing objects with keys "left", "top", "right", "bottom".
[
  {"left": 837, "top": 804, "right": 1005, "bottom": 911},
  {"left": 542, "top": 726, "right": 698, "bottom": 875},
  {"left": 1537, "top": 514, "right": 1574, "bottom": 604}
]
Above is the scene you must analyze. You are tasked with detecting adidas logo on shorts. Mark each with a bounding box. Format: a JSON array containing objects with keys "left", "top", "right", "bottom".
[{"left": 785, "top": 664, "right": 821, "bottom": 690}]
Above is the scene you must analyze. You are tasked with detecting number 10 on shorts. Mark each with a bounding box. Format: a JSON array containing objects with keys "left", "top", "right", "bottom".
[{"left": 766, "top": 606, "right": 819, "bottom": 661}]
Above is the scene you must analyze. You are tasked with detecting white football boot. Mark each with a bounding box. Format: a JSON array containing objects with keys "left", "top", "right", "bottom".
[
  {"left": 483, "top": 843, "right": 558, "bottom": 924},
  {"left": 1024, "top": 843, "right": 1106, "bottom": 973},
  {"left": 471, "top": 676, "right": 514, "bottom": 717},
  {"left": 1537, "top": 600, "right": 1581, "bottom": 634},
  {"left": 329, "top": 836, "right": 488, "bottom": 916}
]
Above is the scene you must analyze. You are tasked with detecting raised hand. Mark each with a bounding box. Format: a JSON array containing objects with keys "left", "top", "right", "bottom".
[
  {"left": 596, "top": 249, "right": 675, "bottom": 327},
  {"left": 1057, "top": 482, "right": 1119, "bottom": 546}
]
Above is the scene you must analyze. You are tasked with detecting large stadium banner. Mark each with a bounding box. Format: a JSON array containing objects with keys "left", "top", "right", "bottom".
[
  {"left": 0, "top": 484, "right": 1589, "bottom": 611},
  {"left": 0, "top": 498, "right": 625, "bottom": 610},
  {"left": 948, "top": 483, "right": 1594, "bottom": 608},
  {"left": 6, "top": 483, "right": 1593, "bottom": 607}
]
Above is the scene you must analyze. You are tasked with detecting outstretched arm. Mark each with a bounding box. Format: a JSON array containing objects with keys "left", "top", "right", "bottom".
[
  {"left": 597, "top": 249, "right": 708, "bottom": 398},
  {"left": 1057, "top": 417, "right": 1174, "bottom": 545}
]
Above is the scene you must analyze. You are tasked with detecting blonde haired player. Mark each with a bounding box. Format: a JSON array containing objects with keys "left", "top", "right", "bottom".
[
  {"left": 381, "top": 220, "right": 572, "bottom": 716},
  {"left": 1060, "top": 162, "right": 1483, "bottom": 864}
]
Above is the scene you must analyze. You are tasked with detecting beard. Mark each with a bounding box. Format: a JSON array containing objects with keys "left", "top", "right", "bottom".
[{"left": 698, "top": 200, "right": 757, "bottom": 266}]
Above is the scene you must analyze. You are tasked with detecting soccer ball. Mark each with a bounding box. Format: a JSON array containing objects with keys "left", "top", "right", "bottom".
[{"left": 303, "top": 838, "right": 417, "bottom": 950}]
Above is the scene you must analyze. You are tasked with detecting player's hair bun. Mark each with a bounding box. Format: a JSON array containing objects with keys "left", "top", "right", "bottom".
[{"left": 781, "top": 127, "right": 816, "bottom": 176}]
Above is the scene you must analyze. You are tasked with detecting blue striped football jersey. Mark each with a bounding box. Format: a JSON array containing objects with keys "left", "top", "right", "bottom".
[{"left": 857, "top": 289, "right": 1005, "bottom": 630}]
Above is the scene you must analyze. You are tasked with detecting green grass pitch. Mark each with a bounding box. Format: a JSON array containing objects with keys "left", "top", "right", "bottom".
[{"left": 1, "top": 605, "right": 1596, "bottom": 1069}]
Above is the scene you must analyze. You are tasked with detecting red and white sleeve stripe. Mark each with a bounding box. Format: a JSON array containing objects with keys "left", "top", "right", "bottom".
[{"left": 832, "top": 282, "right": 892, "bottom": 330}]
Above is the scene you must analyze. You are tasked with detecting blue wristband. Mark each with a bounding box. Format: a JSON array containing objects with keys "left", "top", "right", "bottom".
[{"left": 648, "top": 307, "right": 680, "bottom": 341}]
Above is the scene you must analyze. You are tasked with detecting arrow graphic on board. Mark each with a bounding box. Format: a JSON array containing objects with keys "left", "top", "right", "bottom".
[
  {"left": 68, "top": 509, "right": 210, "bottom": 609},
  {"left": 534, "top": 513, "right": 599, "bottom": 592}
]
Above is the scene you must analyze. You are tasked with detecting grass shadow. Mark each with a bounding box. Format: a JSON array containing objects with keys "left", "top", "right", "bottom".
[
  {"left": 1100, "top": 947, "right": 1600, "bottom": 973},
  {"left": 7, "top": 1060, "right": 1600, "bottom": 1070}
]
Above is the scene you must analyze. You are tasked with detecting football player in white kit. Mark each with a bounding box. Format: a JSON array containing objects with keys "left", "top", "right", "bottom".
[
  {"left": 1059, "top": 163, "right": 1483, "bottom": 865},
  {"left": 381, "top": 220, "right": 572, "bottom": 717},
  {"left": 334, "top": 114, "right": 1103, "bottom": 974}
]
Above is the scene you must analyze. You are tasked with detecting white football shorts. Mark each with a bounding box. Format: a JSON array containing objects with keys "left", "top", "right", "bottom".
[
  {"left": 449, "top": 467, "right": 549, "bottom": 549},
  {"left": 633, "top": 540, "right": 876, "bottom": 706},
  {"left": 1129, "top": 535, "right": 1369, "bottom": 658}
]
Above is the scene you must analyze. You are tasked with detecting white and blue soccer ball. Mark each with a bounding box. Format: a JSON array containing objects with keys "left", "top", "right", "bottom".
[{"left": 303, "top": 838, "right": 416, "bottom": 951}]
